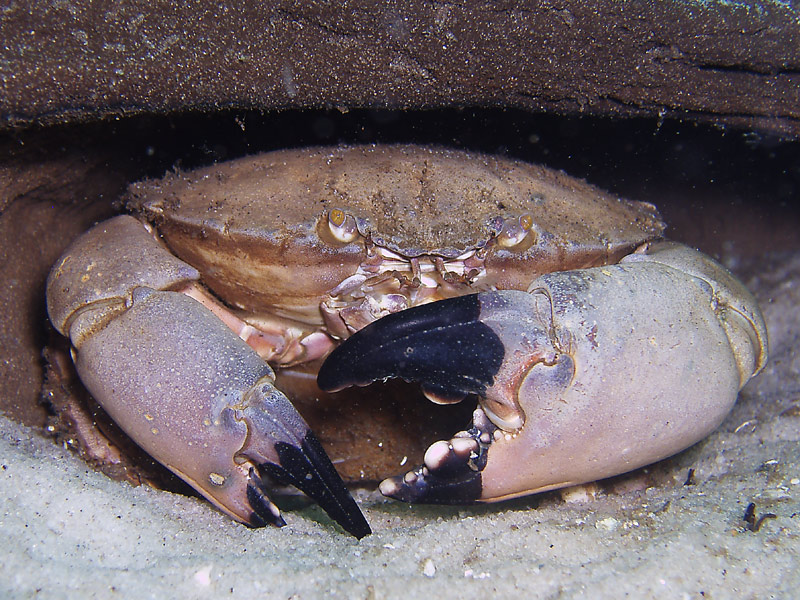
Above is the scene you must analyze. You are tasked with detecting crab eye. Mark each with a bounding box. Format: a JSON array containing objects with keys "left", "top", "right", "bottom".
[
  {"left": 328, "top": 209, "right": 359, "bottom": 243},
  {"left": 497, "top": 214, "right": 534, "bottom": 248}
]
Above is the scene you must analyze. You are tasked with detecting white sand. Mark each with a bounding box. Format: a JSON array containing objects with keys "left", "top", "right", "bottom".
[{"left": 2, "top": 252, "right": 798, "bottom": 599}]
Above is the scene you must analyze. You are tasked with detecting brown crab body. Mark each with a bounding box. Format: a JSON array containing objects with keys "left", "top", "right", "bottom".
[{"left": 46, "top": 145, "right": 766, "bottom": 536}]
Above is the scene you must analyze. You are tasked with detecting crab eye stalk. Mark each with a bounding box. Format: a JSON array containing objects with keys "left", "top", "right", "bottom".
[
  {"left": 328, "top": 209, "right": 359, "bottom": 243},
  {"left": 497, "top": 214, "right": 534, "bottom": 248}
]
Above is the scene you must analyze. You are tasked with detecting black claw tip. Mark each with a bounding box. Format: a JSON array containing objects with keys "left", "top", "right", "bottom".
[
  {"left": 258, "top": 431, "right": 371, "bottom": 539},
  {"left": 247, "top": 467, "right": 287, "bottom": 528},
  {"left": 380, "top": 468, "right": 482, "bottom": 504},
  {"left": 317, "top": 294, "right": 504, "bottom": 400}
]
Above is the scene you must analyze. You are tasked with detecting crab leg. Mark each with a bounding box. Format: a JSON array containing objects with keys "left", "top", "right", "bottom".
[
  {"left": 318, "top": 242, "right": 767, "bottom": 505},
  {"left": 47, "top": 216, "right": 370, "bottom": 537}
]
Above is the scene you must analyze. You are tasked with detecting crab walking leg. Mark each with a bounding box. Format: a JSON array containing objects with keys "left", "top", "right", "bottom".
[
  {"left": 47, "top": 216, "right": 370, "bottom": 537},
  {"left": 318, "top": 242, "right": 767, "bottom": 505}
]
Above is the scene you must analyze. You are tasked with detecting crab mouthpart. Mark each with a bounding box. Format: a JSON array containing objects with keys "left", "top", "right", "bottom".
[{"left": 321, "top": 244, "right": 488, "bottom": 339}]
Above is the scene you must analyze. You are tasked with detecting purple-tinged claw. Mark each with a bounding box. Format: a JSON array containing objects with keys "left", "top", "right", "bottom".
[
  {"left": 318, "top": 294, "right": 512, "bottom": 504},
  {"left": 319, "top": 243, "right": 768, "bottom": 507},
  {"left": 48, "top": 217, "right": 370, "bottom": 537},
  {"left": 75, "top": 287, "right": 370, "bottom": 537},
  {"left": 75, "top": 288, "right": 370, "bottom": 537},
  {"left": 242, "top": 405, "right": 372, "bottom": 538}
]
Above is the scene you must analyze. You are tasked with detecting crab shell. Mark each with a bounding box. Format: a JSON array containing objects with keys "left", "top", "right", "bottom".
[
  {"left": 120, "top": 144, "right": 666, "bottom": 480},
  {"left": 126, "top": 145, "right": 664, "bottom": 321}
]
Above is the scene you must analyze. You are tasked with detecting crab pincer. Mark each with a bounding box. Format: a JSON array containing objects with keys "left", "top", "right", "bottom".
[
  {"left": 47, "top": 216, "right": 370, "bottom": 538},
  {"left": 318, "top": 242, "right": 767, "bottom": 505}
]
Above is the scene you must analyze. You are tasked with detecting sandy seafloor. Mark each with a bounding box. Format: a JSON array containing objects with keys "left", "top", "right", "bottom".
[{"left": 2, "top": 251, "right": 798, "bottom": 600}]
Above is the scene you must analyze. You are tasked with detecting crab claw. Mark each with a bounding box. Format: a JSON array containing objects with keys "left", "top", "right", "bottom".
[
  {"left": 72, "top": 288, "right": 369, "bottom": 537},
  {"left": 47, "top": 217, "right": 370, "bottom": 538},
  {"left": 318, "top": 242, "right": 767, "bottom": 505}
]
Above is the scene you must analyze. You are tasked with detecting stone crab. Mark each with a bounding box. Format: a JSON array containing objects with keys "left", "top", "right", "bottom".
[{"left": 45, "top": 144, "right": 768, "bottom": 538}]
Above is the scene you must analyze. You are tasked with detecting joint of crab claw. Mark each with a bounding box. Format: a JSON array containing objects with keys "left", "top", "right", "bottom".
[{"left": 620, "top": 241, "right": 768, "bottom": 387}]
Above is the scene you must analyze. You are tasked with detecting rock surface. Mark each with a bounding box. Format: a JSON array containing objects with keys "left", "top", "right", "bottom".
[{"left": 2, "top": 1, "right": 799, "bottom": 135}]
